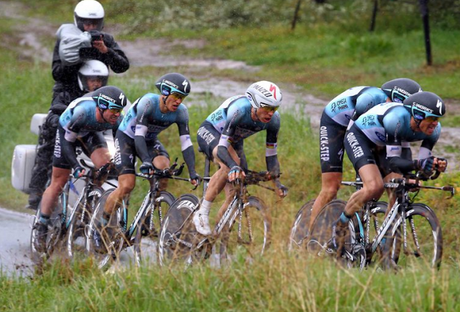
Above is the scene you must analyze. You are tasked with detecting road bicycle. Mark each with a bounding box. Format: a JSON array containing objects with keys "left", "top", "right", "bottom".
[
  {"left": 85, "top": 160, "right": 189, "bottom": 268},
  {"left": 288, "top": 176, "right": 386, "bottom": 253},
  {"left": 307, "top": 170, "right": 454, "bottom": 270},
  {"left": 158, "top": 170, "right": 274, "bottom": 267},
  {"left": 30, "top": 160, "right": 115, "bottom": 264}
]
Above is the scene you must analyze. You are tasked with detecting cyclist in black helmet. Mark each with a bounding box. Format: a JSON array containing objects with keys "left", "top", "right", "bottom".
[
  {"left": 33, "top": 86, "right": 128, "bottom": 253},
  {"left": 27, "top": 0, "right": 129, "bottom": 210},
  {"left": 331, "top": 91, "right": 447, "bottom": 258},
  {"left": 309, "top": 78, "right": 421, "bottom": 229},
  {"left": 91, "top": 73, "right": 200, "bottom": 250}
]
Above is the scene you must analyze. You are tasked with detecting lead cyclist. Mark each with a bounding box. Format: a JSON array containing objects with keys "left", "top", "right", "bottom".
[{"left": 331, "top": 91, "right": 447, "bottom": 257}]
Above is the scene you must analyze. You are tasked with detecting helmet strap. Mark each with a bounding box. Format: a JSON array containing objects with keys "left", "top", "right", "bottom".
[
  {"left": 98, "top": 107, "right": 109, "bottom": 123},
  {"left": 251, "top": 107, "right": 261, "bottom": 122}
]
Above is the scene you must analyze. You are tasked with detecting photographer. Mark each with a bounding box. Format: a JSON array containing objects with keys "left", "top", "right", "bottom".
[{"left": 27, "top": 0, "right": 129, "bottom": 210}]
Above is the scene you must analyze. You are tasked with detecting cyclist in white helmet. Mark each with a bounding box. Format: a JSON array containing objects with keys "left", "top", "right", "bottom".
[
  {"left": 194, "top": 81, "right": 288, "bottom": 235},
  {"left": 27, "top": 0, "right": 129, "bottom": 210}
]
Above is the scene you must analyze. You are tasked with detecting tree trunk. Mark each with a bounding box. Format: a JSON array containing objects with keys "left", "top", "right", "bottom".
[{"left": 419, "top": 0, "right": 432, "bottom": 66}]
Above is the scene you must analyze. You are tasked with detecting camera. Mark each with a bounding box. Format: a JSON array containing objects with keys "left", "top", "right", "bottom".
[{"left": 89, "top": 30, "right": 103, "bottom": 42}]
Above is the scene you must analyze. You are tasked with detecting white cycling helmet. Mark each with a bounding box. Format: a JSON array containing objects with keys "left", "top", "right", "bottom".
[
  {"left": 246, "top": 81, "right": 282, "bottom": 109},
  {"left": 74, "top": 0, "right": 105, "bottom": 31},
  {"left": 78, "top": 60, "right": 109, "bottom": 92}
]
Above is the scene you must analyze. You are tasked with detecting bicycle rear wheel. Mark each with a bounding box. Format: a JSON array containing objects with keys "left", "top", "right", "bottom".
[
  {"left": 30, "top": 197, "right": 66, "bottom": 264},
  {"left": 288, "top": 199, "right": 315, "bottom": 252},
  {"left": 133, "top": 191, "right": 175, "bottom": 266},
  {"left": 66, "top": 186, "right": 104, "bottom": 259},
  {"left": 158, "top": 194, "right": 202, "bottom": 266},
  {"left": 86, "top": 188, "right": 126, "bottom": 269},
  {"left": 387, "top": 203, "right": 442, "bottom": 269},
  {"left": 307, "top": 199, "right": 346, "bottom": 254},
  {"left": 219, "top": 196, "right": 271, "bottom": 264}
]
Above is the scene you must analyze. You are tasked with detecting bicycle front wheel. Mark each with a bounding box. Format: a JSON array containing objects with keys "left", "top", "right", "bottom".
[
  {"left": 30, "top": 194, "right": 67, "bottom": 264},
  {"left": 86, "top": 188, "right": 125, "bottom": 269},
  {"left": 388, "top": 203, "right": 442, "bottom": 269},
  {"left": 133, "top": 191, "right": 175, "bottom": 266},
  {"left": 288, "top": 199, "right": 314, "bottom": 252},
  {"left": 219, "top": 196, "right": 272, "bottom": 264},
  {"left": 67, "top": 186, "right": 104, "bottom": 259}
]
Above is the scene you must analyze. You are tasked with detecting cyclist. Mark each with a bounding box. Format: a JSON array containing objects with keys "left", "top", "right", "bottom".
[
  {"left": 27, "top": 0, "right": 129, "bottom": 210},
  {"left": 92, "top": 73, "right": 199, "bottom": 249},
  {"left": 331, "top": 91, "right": 447, "bottom": 256},
  {"left": 33, "top": 86, "right": 128, "bottom": 252},
  {"left": 310, "top": 78, "right": 422, "bottom": 228},
  {"left": 194, "top": 81, "right": 288, "bottom": 236}
]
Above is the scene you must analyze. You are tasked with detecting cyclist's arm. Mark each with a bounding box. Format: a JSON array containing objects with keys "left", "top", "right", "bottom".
[
  {"left": 134, "top": 125, "right": 151, "bottom": 164},
  {"left": 216, "top": 107, "right": 242, "bottom": 169},
  {"left": 265, "top": 116, "right": 280, "bottom": 177},
  {"left": 133, "top": 97, "right": 154, "bottom": 164},
  {"left": 177, "top": 109, "right": 198, "bottom": 178}
]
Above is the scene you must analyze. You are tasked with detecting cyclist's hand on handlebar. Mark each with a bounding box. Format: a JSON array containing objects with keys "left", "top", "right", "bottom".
[
  {"left": 190, "top": 173, "right": 201, "bottom": 186},
  {"left": 434, "top": 157, "right": 448, "bottom": 172},
  {"left": 228, "top": 166, "right": 245, "bottom": 183},
  {"left": 140, "top": 161, "right": 154, "bottom": 175},
  {"left": 275, "top": 180, "right": 288, "bottom": 198},
  {"left": 72, "top": 165, "right": 85, "bottom": 178},
  {"left": 417, "top": 156, "right": 435, "bottom": 175}
]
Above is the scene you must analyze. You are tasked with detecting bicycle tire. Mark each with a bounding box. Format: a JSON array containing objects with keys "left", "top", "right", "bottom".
[
  {"left": 219, "top": 196, "right": 272, "bottom": 264},
  {"left": 66, "top": 186, "right": 104, "bottom": 259},
  {"left": 133, "top": 191, "right": 175, "bottom": 266},
  {"left": 386, "top": 203, "right": 442, "bottom": 269},
  {"left": 307, "top": 199, "right": 346, "bottom": 254},
  {"left": 288, "top": 199, "right": 315, "bottom": 252},
  {"left": 158, "top": 193, "right": 201, "bottom": 266},
  {"left": 85, "top": 188, "right": 125, "bottom": 269},
  {"left": 30, "top": 196, "right": 66, "bottom": 264}
]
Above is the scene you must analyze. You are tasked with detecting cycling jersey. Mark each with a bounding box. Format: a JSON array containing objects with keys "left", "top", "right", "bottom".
[
  {"left": 324, "top": 86, "right": 388, "bottom": 127},
  {"left": 117, "top": 93, "right": 197, "bottom": 178},
  {"left": 347, "top": 102, "right": 441, "bottom": 173},
  {"left": 320, "top": 86, "right": 389, "bottom": 173},
  {"left": 199, "top": 95, "right": 280, "bottom": 174},
  {"left": 56, "top": 96, "right": 122, "bottom": 169}
]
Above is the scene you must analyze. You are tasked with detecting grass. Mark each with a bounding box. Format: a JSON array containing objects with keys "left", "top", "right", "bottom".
[{"left": 2, "top": 1, "right": 460, "bottom": 311}]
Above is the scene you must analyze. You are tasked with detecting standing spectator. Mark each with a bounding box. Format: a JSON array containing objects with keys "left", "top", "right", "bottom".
[{"left": 27, "top": 0, "right": 129, "bottom": 210}]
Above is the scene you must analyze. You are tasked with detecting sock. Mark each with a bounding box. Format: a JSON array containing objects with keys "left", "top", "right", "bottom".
[
  {"left": 199, "top": 199, "right": 212, "bottom": 215},
  {"left": 39, "top": 212, "right": 50, "bottom": 225}
]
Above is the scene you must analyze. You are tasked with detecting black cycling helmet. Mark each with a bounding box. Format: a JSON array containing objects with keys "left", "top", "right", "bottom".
[
  {"left": 92, "top": 86, "right": 127, "bottom": 110},
  {"left": 155, "top": 73, "right": 191, "bottom": 98},
  {"left": 381, "top": 78, "right": 422, "bottom": 103},
  {"left": 404, "top": 91, "right": 445, "bottom": 121}
]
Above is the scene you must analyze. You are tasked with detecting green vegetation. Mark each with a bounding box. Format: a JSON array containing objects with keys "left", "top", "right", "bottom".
[{"left": 1, "top": 0, "right": 460, "bottom": 311}]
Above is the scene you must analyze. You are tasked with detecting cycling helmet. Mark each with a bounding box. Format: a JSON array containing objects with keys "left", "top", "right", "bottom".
[
  {"left": 155, "top": 73, "right": 191, "bottom": 97},
  {"left": 404, "top": 91, "right": 445, "bottom": 121},
  {"left": 78, "top": 60, "right": 109, "bottom": 92},
  {"left": 74, "top": 0, "right": 105, "bottom": 31},
  {"left": 246, "top": 81, "right": 282, "bottom": 109},
  {"left": 93, "top": 86, "right": 127, "bottom": 110},
  {"left": 381, "top": 78, "right": 422, "bottom": 103}
]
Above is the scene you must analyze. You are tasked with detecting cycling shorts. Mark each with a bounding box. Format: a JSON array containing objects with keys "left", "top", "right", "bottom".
[
  {"left": 53, "top": 127, "right": 108, "bottom": 169},
  {"left": 196, "top": 121, "right": 220, "bottom": 161},
  {"left": 344, "top": 124, "right": 390, "bottom": 176},
  {"left": 113, "top": 131, "right": 169, "bottom": 176},
  {"left": 319, "top": 112, "right": 346, "bottom": 173}
]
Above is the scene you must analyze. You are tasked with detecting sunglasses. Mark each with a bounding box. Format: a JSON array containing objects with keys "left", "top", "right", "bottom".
[
  {"left": 260, "top": 105, "right": 278, "bottom": 112},
  {"left": 108, "top": 108, "right": 122, "bottom": 114},
  {"left": 171, "top": 92, "right": 186, "bottom": 100},
  {"left": 424, "top": 116, "right": 439, "bottom": 123}
]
